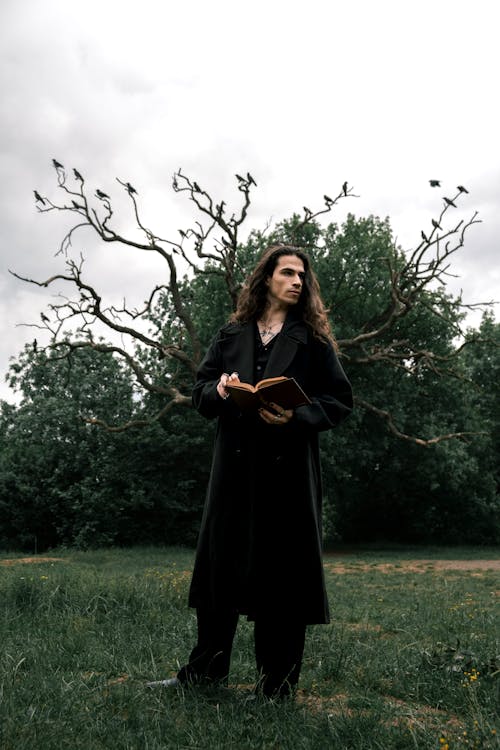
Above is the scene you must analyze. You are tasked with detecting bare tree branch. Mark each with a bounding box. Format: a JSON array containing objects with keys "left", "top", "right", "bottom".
[
  {"left": 19, "top": 165, "right": 491, "bottom": 440},
  {"left": 354, "top": 397, "right": 487, "bottom": 446}
]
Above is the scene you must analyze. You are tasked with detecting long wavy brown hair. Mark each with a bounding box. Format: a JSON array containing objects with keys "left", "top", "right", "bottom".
[{"left": 231, "top": 244, "right": 336, "bottom": 346}]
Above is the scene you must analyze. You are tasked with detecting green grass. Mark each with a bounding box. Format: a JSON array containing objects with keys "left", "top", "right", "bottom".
[{"left": 0, "top": 547, "right": 498, "bottom": 749}]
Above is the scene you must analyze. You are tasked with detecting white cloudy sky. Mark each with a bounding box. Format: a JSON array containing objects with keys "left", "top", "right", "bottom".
[{"left": 1, "top": 0, "right": 499, "bottom": 403}]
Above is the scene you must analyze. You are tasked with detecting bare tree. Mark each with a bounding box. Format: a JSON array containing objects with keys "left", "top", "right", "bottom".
[{"left": 12, "top": 162, "right": 493, "bottom": 443}]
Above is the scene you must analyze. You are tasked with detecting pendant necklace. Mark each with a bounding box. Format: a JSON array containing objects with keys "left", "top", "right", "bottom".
[{"left": 258, "top": 319, "right": 282, "bottom": 344}]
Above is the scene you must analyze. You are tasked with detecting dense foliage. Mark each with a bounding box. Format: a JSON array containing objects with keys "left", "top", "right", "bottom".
[{"left": 1, "top": 216, "right": 498, "bottom": 550}]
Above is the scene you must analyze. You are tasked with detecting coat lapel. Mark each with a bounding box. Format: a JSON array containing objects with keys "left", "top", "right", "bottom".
[{"left": 262, "top": 314, "right": 308, "bottom": 379}]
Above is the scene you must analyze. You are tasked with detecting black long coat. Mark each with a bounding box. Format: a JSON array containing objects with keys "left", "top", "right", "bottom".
[{"left": 189, "top": 313, "right": 353, "bottom": 624}]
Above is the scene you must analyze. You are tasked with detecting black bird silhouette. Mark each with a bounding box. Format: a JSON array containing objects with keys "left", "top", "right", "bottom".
[
  {"left": 178, "top": 229, "right": 186, "bottom": 238},
  {"left": 247, "top": 172, "right": 257, "bottom": 186},
  {"left": 324, "top": 194, "right": 334, "bottom": 203},
  {"left": 421, "top": 230, "right": 428, "bottom": 243},
  {"left": 303, "top": 206, "right": 312, "bottom": 215},
  {"left": 125, "top": 182, "right": 137, "bottom": 194},
  {"left": 429, "top": 179, "right": 440, "bottom": 187},
  {"left": 431, "top": 219, "right": 442, "bottom": 230},
  {"left": 96, "top": 189, "right": 110, "bottom": 200},
  {"left": 71, "top": 200, "right": 83, "bottom": 209},
  {"left": 457, "top": 185, "right": 469, "bottom": 194},
  {"left": 235, "top": 174, "right": 244, "bottom": 182},
  {"left": 34, "top": 190, "right": 45, "bottom": 204},
  {"left": 73, "top": 168, "right": 83, "bottom": 181},
  {"left": 193, "top": 182, "right": 201, "bottom": 192},
  {"left": 342, "top": 181, "right": 348, "bottom": 195},
  {"left": 443, "top": 196, "right": 457, "bottom": 208},
  {"left": 32, "top": 339, "right": 38, "bottom": 352},
  {"left": 40, "top": 312, "right": 50, "bottom": 323},
  {"left": 52, "top": 158, "right": 64, "bottom": 169}
]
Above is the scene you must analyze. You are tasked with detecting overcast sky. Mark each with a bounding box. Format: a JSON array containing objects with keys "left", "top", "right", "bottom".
[{"left": 1, "top": 0, "right": 498, "bottom": 403}]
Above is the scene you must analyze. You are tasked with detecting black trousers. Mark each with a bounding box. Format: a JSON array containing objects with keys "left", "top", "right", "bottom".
[{"left": 177, "top": 606, "right": 306, "bottom": 698}]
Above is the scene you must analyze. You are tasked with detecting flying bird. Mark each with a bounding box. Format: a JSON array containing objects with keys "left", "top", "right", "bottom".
[
  {"left": 443, "top": 196, "right": 457, "bottom": 208},
  {"left": 34, "top": 190, "right": 45, "bottom": 204},
  {"left": 431, "top": 219, "right": 442, "bottom": 230},
  {"left": 429, "top": 179, "right": 440, "bottom": 187},
  {"left": 457, "top": 185, "right": 469, "bottom": 194},
  {"left": 52, "top": 158, "right": 64, "bottom": 169},
  {"left": 95, "top": 189, "right": 110, "bottom": 200},
  {"left": 342, "top": 181, "right": 348, "bottom": 195},
  {"left": 73, "top": 168, "right": 84, "bottom": 181}
]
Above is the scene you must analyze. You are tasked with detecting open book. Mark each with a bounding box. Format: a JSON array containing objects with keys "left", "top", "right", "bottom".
[{"left": 225, "top": 376, "right": 310, "bottom": 412}]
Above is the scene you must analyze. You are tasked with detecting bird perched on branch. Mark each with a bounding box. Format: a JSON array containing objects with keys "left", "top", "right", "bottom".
[
  {"left": 71, "top": 200, "right": 83, "bottom": 209},
  {"left": 429, "top": 179, "right": 441, "bottom": 187},
  {"left": 193, "top": 182, "right": 201, "bottom": 192},
  {"left": 431, "top": 219, "right": 442, "bottom": 230},
  {"left": 125, "top": 182, "right": 137, "bottom": 194},
  {"left": 247, "top": 172, "right": 257, "bottom": 186},
  {"left": 324, "top": 194, "right": 333, "bottom": 204},
  {"left": 235, "top": 174, "right": 245, "bottom": 182},
  {"left": 443, "top": 196, "right": 457, "bottom": 208},
  {"left": 96, "top": 189, "right": 110, "bottom": 200},
  {"left": 40, "top": 312, "right": 50, "bottom": 323},
  {"left": 457, "top": 185, "right": 469, "bottom": 194},
  {"left": 52, "top": 158, "right": 64, "bottom": 169},
  {"left": 421, "top": 230, "right": 428, "bottom": 243},
  {"left": 73, "top": 168, "right": 83, "bottom": 181},
  {"left": 342, "top": 181, "right": 348, "bottom": 195},
  {"left": 34, "top": 190, "right": 45, "bottom": 204}
]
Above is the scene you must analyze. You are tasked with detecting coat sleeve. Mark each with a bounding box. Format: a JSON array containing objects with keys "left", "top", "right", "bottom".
[
  {"left": 192, "top": 330, "right": 235, "bottom": 420},
  {"left": 294, "top": 338, "right": 353, "bottom": 432}
]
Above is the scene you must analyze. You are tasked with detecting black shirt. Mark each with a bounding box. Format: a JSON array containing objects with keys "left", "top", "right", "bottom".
[{"left": 253, "top": 321, "right": 280, "bottom": 384}]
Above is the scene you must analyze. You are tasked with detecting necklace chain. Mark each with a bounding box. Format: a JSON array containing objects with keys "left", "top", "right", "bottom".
[{"left": 258, "top": 319, "right": 283, "bottom": 343}]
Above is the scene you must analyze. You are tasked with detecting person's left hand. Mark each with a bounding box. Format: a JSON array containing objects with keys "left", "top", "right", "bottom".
[{"left": 258, "top": 401, "right": 293, "bottom": 425}]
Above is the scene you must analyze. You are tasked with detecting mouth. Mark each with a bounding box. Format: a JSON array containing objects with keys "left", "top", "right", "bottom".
[{"left": 288, "top": 290, "right": 301, "bottom": 296}]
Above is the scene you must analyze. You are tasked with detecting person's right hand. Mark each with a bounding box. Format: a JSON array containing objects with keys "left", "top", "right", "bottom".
[{"left": 217, "top": 371, "right": 239, "bottom": 400}]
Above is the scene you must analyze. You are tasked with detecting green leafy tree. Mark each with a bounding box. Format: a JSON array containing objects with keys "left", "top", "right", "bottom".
[
  {"left": 0, "top": 345, "right": 205, "bottom": 549},
  {"left": 5, "top": 165, "right": 498, "bottom": 546}
]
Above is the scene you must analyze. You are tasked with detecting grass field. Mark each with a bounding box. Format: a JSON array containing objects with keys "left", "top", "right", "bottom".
[{"left": 0, "top": 546, "right": 498, "bottom": 749}]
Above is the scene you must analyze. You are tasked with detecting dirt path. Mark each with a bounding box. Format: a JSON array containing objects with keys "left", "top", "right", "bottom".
[
  {"left": 0, "top": 556, "right": 66, "bottom": 566},
  {"left": 323, "top": 559, "right": 500, "bottom": 574}
]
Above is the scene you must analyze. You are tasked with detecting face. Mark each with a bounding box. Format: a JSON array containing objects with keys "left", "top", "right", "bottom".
[{"left": 265, "top": 254, "right": 305, "bottom": 308}]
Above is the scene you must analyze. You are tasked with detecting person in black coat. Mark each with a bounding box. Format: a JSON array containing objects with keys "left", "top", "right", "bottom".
[{"left": 150, "top": 244, "right": 353, "bottom": 698}]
